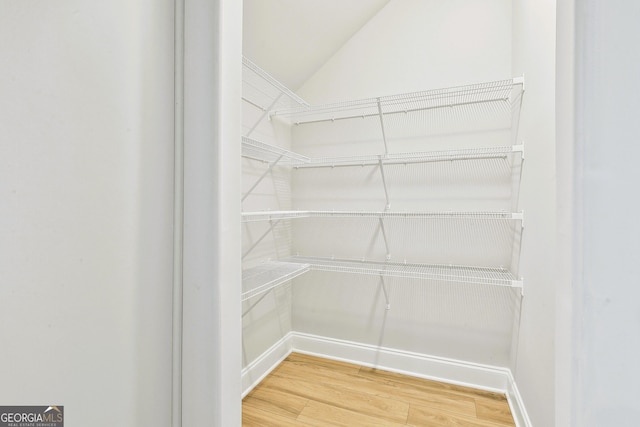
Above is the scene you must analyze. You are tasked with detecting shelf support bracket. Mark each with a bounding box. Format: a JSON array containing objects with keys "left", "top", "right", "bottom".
[
  {"left": 379, "top": 217, "right": 391, "bottom": 261},
  {"left": 242, "top": 154, "right": 284, "bottom": 202},
  {"left": 242, "top": 219, "right": 281, "bottom": 259},
  {"left": 379, "top": 275, "right": 391, "bottom": 310},
  {"left": 512, "top": 143, "right": 525, "bottom": 212},
  {"left": 378, "top": 157, "right": 391, "bottom": 211},
  {"left": 241, "top": 291, "right": 270, "bottom": 317},
  {"left": 245, "top": 93, "right": 283, "bottom": 138},
  {"left": 376, "top": 98, "right": 389, "bottom": 154}
]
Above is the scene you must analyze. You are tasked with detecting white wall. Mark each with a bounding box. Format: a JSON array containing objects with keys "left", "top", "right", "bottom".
[
  {"left": 510, "top": 1, "right": 557, "bottom": 426},
  {"left": 559, "top": 1, "right": 640, "bottom": 425},
  {"left": 298, "top": 0, "right": 512, "bottom": 102},
  {"left": 555, "top": 0, "right": 575, "bottom": 425},
  {"left": 291, "top": 0, "right": 518, "bottom": 368},
  {"left": 0, "top": 1, "right": 174, "bottom": 426}
]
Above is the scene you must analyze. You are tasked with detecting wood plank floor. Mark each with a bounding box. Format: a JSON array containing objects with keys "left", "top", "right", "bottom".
[{"left": 243, "top": 353, "right": 515, "bottom": 426}]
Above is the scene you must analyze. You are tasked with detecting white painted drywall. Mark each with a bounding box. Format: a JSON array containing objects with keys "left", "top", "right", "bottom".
[
  {"left": 562, "top": 1, "right": 640, "bottom": 425},
  {"left": 298, "top": 0, "right": 513, "bottom": 102},
  {"left": 243, "top": 0, "right": 390, "bottom": 90},
  {"left": 510, "top": 1, "right": 557, "bottom": 426},
  {"left": 555, "top": 0, "right": 575, "bottom": 425},
  {"left": 0, "top": 1, "right": 174, "bottom": 426}
]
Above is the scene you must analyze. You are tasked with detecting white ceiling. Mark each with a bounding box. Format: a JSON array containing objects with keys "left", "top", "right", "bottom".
[{"left": 243, "top": 0, "right": 390, "bottom": 91}]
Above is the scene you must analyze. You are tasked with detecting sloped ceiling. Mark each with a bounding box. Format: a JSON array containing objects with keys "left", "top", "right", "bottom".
[{"left": 243, "top": 0, "right": 390, "bottom": 91}]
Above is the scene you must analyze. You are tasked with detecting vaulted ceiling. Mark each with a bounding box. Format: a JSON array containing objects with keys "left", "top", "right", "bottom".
[{"left": 243, "top": 0, "right": 390, "bottom": 91}]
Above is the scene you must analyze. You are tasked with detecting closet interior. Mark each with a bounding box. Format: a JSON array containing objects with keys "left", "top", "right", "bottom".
[
  {"left": 241, "top": 47, "right": 525, "bottom": 396},
  {"left": 239, "top": 9, "right": 534, "bottom": 424}
]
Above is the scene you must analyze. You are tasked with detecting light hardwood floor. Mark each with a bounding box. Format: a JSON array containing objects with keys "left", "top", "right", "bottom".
[{"left": 243, "top": 353, "right": 515, "bottom": 426}]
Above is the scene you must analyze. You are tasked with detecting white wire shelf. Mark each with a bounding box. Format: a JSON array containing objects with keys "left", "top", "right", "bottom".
[
  {"left": 287, "top": 256, "right": 522, "bottom": 288},
  {"left": 242, "top": 210, "right": 523, "bottom": 223},
  {"left": 270, "top": 78, "right": 524, "bottom": 125},
  {"left": 242, "top": 261, "right": 310, "bottom": 302},
  {"left": 241, "top": 136, "right": 310, "bottom": 165},
  {"left": 241, "top": 136, "right": 523, "bottom": 168},
  {"left": 296, "top": 145, "right": 524, "bottom": 168},
  {"left": 242, "top": 56, "right": 308, "bottom": 113},
  {"left": 242, "top": 211, "right": 309, "bottom": 222},
  {"left": 241, "top": 256, "right": 522, "bottom": 302}
]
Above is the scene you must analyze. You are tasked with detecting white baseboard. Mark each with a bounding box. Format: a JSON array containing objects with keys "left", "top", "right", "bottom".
[
  {"left": 291, "top": 332, "right": 510, "bottom": 392},
  {"left": 242, "top": 331, "right": 531, "bottom": 426},
  {"left": 506, "top": 371, "right": 533, "bottom": 427},
  {"left": 241, "top": 332, "right": 293, "bottom": 398}
]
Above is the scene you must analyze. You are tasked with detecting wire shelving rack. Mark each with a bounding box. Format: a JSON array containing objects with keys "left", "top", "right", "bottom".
[
  {"left": 241, "top": 261, "right": 310, "bottom": 302},
  {"left": 241, "top": 256, "right": 522, "bottom": 303},
  {"left": 241, "top": 210, "right": 523, "bottom": 223},
  {"left": 269, "top": 77, "right": 523, "bottom": 126},
  {"left": 242, "top": 57, "right": 308, "bottom": 114},
  {"left": 242, "top": 136, "right": 524, "bottom": 168},
  {"left": 241, "top": 57, "right": 526, "bottom": 302},
  {"left": 288, "top": 256, "right": 522, "bottom": 288}
]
